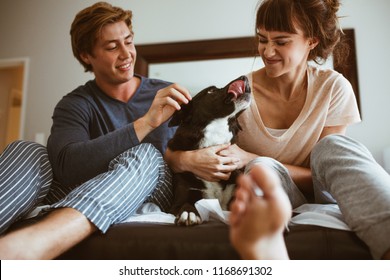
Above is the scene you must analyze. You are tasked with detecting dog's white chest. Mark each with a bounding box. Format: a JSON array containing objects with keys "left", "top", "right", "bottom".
[{"left": 199, "top": 118, "right": 232, "bottom": 148}]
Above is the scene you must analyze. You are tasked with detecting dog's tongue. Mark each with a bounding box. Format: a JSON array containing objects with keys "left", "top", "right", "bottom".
[{"left": 228, "top": 80, "right": 246, "bottom": 98}]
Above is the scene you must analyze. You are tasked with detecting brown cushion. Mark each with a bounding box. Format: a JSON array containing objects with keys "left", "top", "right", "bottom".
[{"left": 55, "top": 221, "right": 372, "bottom": 260}]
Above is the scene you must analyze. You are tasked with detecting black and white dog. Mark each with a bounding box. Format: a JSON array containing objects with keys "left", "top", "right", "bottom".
[{"left": 168, "top": 75, "right": 251, "bottom": 226}]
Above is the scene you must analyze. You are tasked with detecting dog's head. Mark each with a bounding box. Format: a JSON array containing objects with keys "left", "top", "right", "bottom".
[{"left": 168, "top": 75, "right": 251, "bottom": 128}]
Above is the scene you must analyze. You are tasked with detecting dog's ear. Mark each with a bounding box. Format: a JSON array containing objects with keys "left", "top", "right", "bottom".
[
  {"left": 169, "top": 86, "right": 211, "bottom": 127},
  {"left": 168, "top": 102, "right": 193, "bottom": 127}
]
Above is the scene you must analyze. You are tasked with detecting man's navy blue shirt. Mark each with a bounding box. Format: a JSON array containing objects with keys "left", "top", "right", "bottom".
[{"left": 47, "top": 75, "right": 176, "bottom": 187}]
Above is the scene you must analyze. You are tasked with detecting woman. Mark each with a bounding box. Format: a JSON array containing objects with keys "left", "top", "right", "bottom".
[
  {"left": 227, "top": 0, "right": 390, "bottom": 258},
  {"left": 224, "top": 0, "right": 390, "bottom": 259}
]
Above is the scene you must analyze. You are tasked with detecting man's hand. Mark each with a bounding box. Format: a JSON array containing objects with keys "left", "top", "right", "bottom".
[{"left": 134, "top": 83, "right": 191, "bottom": 141}]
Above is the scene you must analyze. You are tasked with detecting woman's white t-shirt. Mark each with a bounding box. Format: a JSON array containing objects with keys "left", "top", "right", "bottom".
[{"left": 237, "top": 66, "right": 361, "bottom": 167}]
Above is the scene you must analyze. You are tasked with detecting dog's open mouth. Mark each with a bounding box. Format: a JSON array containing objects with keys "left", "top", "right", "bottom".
[{"left": 227, "top": 79, "right": 248, "bottom": 99}]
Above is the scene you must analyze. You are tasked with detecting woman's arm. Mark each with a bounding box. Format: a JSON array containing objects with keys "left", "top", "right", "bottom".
[
  {"left": 218, "top": 124, "right": 344, "bottom": 195},
  {"left": 221, "top": 144, "right": 314, "bottom": 195},
  {"left": 319, "top": 125, "right": 346, "bottom": 139},
  {"left": 165, "top": 125, "right": 347, "bottom": 189},
  {"left": 282, "top": 164, "right": 313, "bottom": 195},
  {"left": 284, "top": 124, "right": 348, "bottom": 195}
]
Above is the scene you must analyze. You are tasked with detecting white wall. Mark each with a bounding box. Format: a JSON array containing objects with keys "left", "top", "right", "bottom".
[{"left": 0, "top": 0, "right": 389, "bottom": 166}]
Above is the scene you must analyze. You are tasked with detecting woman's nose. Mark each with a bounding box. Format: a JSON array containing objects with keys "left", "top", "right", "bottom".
[{"left": 263, "top": 42, "right": 276, "bottom": 57}]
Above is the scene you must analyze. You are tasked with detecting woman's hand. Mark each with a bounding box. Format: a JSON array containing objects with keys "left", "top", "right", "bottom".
[
  {"left": 165, "top": 144, "right": 240, "bottom": 182},
  {"left": 217, "top": 144, "right": 258, "bottom": 170}
]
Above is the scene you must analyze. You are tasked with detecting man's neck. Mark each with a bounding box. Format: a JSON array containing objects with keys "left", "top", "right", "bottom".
[{"left": 96, "top": 76, "right": 141, "bottom": 103}]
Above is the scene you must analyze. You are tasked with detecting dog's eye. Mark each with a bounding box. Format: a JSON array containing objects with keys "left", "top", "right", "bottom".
[{"left": 205, "top": 86, "right": 218, "bottom": 94}]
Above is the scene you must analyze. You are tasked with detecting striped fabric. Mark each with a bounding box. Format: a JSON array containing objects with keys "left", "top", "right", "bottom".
[
  {"left": 0, "top": 141, "right": 174, "bottom": 234},
  {"left": 0, "top": 141, "right": 52, "bottom": 234},
  {"left": 49, "top": 143, "right": 173, "bottom": 233}
]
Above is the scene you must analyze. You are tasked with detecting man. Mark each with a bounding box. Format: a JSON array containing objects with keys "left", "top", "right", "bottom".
[
  {"left": 0, "top": 2, "right": 238, "bottom": 259},
  {"left": 0, "top": 2, "right": 188, "bottom": 259}
]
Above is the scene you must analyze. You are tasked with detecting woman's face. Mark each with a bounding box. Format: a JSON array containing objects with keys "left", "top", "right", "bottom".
[{"left": 257, "top": 27, "right": 316, "bottom": 78}]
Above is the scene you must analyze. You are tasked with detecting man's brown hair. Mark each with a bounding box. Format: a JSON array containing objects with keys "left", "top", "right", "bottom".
[{"left": 70, "top": 2, "right": 133, "bottom": 72}]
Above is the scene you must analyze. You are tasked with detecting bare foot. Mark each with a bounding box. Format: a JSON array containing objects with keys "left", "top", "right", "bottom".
[
  {"left": 0, "top": 208, "right": 96, "bottom": 259},
  {"left": 229, "top": 164, "right": 292, "bottom": 260}
]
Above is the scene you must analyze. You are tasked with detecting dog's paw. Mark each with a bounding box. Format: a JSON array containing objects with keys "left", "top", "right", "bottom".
[{"left": 175, "top": 211, "right": 202, "bottom": 226}]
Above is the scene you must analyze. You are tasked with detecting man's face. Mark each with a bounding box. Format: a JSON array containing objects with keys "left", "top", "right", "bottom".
[{"left": 81, "top": 21, "right": 136, "bottom": 86}]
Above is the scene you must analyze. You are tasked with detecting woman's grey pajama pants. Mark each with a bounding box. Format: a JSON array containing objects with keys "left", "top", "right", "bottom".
[{"left": 246, "top": 135, "right": 390, "bottom": 259}]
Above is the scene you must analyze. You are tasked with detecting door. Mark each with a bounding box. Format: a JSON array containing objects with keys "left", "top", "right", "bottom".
[{"left": 0, "top": 58, "right": 28, "bottom": 152}]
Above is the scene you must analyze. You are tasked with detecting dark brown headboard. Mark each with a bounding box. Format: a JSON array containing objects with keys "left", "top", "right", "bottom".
[{"left": 135, "top": 29, "right": 360, "bottom": 111}]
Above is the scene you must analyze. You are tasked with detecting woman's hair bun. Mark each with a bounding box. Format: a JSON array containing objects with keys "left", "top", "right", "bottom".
[{"left": 324, "top": 0, "right": 340, "bottom": 14}]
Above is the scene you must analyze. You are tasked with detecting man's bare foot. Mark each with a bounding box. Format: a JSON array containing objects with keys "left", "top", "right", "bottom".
[
  {"left": 229, "top": 164, "right": 292, "bottom": 260},
  {"left": 0, "top": 208, "right": 96, "bottom": 260}
]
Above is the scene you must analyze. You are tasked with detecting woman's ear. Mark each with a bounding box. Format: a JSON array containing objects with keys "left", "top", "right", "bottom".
[{"left": 309, "top": 38, "right": 319, "bottom": 50}]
